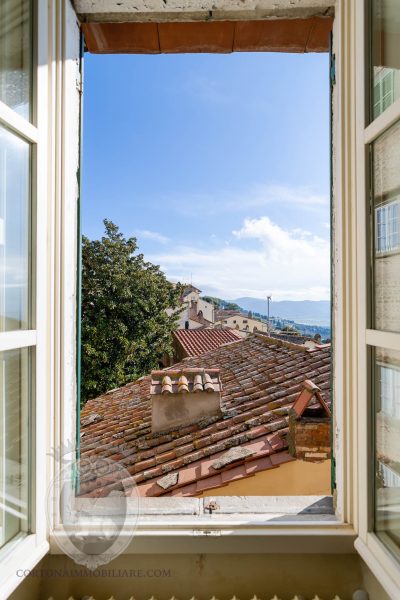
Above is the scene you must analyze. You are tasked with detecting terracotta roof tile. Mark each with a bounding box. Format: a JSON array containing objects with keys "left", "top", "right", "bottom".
[
  {"left": 81, "top": 334, "right": 331, "bottom": 497},
  {"left": 196, "top": 474, "right": 223, "bottom": 492},
  {"left": 245, "top": 456, "right": 274, "bottom": 474},
  {"left": 221, "top": 464, "right": 249, "bottom": 484},
  {"left": 174, "top": 328, "right": 241, "bottom": 357}
]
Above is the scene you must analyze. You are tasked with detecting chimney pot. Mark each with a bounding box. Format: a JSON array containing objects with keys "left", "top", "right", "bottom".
[
  {"left": 178, "top": 375, "right": 189, "bottom": 393},
  {"left": 161, "top": 376, "right": 172, "bottom": 394},
  {"left": 193, "top": 374, "right": 203, "bottom": 392},
  {"left": 151, "top": 369, "right": 222, "bottom": 433}
]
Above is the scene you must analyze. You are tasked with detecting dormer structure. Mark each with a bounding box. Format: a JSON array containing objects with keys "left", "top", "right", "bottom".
[{"left": 288, "top": 379, "right": 332, "bottom": 463}]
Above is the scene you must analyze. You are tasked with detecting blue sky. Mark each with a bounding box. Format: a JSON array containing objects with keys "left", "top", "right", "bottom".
[{"left": 82, "top": 51, "right": 330, "bottom": 301}]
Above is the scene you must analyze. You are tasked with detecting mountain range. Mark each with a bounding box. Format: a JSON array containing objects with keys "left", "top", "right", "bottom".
[{"left": 234, "top": 297, "right": 331, "bottom": 327}]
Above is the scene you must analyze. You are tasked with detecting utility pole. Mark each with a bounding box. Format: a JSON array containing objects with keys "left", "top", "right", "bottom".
[{"left": 267, "top": 295, "right": 272, "bottom": 332}]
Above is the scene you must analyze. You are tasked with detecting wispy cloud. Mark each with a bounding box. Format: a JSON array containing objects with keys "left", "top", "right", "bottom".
[
  {"left": 181, "top": 75, "right": 229, "bottom": 104},
  {"left": 179, "top": 74, "right": 271, "bottom": 113},
  {"left": 250, "top": 184, "right": 328, "bottom": 208},
  {"left": 136, "top": 229, "right": 170, "bottom": 244},
  {"left": 166, "top": 183, "right": 329, "bottom": 218},
  {"left": 149, "top": 215, "right": 330, "bottom": 301}
]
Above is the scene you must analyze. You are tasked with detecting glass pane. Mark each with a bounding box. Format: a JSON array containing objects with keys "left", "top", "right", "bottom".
[
  {"left": 0, "top": 348, "right": 30, "bottom": 548},
  {"left": 372, "top": 119, "right": 400, "bottom": 332},
  {"left": 0, "top": 125, "right": 31, "bottom": 331},
  {"left": 0, "top": 0, "right": 32, "bottom": 120},
  {"left": 371, "top": 0, "right": 400, "bottom": 121},
  {"left": 374, "top": 347, "right": 400, "bottom": 554}
]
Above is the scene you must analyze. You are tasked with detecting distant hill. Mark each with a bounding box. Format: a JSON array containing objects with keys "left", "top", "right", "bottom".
[{"left": 234, "top": 297, "right": 331, "bottom": 327}]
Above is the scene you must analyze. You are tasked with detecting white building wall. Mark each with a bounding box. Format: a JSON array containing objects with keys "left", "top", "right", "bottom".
[{"left": 217, "top": 315, "right": 269, "bottom": 333}]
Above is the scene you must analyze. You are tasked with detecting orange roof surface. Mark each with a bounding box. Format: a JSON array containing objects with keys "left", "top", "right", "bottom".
[
  {"left": 80, "top": 335, "right": 331, "bottom": 497},
  {"left": 174, "top": 328, "right": 241, "bottom": 357}
]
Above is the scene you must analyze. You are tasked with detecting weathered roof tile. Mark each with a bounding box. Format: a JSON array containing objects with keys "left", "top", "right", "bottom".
[
  {"left": 80, "top": 334, "right": 331, "bottom": 497},
  {"left": 157, "top": 472, "right": 179, "bottom": 490},
  {"left": 212, "top": 447, "right": 254, "bottom": 470}
]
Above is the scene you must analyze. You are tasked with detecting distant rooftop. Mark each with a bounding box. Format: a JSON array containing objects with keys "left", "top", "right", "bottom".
[
  {"left": 182, "top": 285, "right": 202, "bottom": 298},
  {"left": 174, "top": 328, "right": 241, "bottom": 357}
]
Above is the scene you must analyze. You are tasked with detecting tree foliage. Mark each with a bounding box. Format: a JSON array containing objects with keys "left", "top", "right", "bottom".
[
  {"left": 80, "top": 220, "right": 183, "bottom": 405},
  {"left": 201, "top": 295, "right": 242, "bottom": 312}
]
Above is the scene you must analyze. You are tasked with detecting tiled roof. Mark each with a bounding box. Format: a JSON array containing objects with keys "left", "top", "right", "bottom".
[
  {"left": 214, "top": 309, "right": 243, "bottom": 320},
  {"left": 80, "top": 335, "right": 331, "bottom": 497},
  {"left": 182, "top": 285, "right": 201, "bottom": 297},
  {"left": 174, "top": 328, "right": 241, "bottom": 357}
]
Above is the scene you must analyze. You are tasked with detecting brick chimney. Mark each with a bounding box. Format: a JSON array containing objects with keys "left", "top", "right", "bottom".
[
  {"left": 150, "top": 368, "right": 222, "bottom": 433},
  {"left": 189, "top": 299, "right": 198, "bottom": 320},
  {"left": 288, "top": 379, "right": 331, "bottom": 462}
]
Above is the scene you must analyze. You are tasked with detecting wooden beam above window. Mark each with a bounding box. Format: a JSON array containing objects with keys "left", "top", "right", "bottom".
[{"left": 82, "top": 16, "right": 333, "bottom": 54}]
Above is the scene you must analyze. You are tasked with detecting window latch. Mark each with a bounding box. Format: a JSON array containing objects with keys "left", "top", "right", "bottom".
[{"left": 204, "top": 499, "right": 220, "bottom": 514}]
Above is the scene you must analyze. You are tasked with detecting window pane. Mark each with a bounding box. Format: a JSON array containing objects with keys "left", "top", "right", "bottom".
[
  {"left": 0, "top": 0, "right": 32, "bottom": 121},
  {"left": 0, "top": 348, "right": 30, "bottom": 548},
  {"left": 374, "top": 347, "right": 400, "bottom": 554},
  {"left": 371, "top": 0, "right": 400, "bottom": 120},
  {"left": 0, "top": 125, "right": 31, "bottom": 331},
  {"left": 372, "top": 119, "right": 400, "bottom": 332}
]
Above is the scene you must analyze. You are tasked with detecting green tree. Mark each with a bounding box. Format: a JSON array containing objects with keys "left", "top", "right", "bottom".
[
  {"left": 201, "top": 296, "right": 221, "bottom": 308},
  {"left": 81, "top": 220, "right": 183, "bottom": 404}
]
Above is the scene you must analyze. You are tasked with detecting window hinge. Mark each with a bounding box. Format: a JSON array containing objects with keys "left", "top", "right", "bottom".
[
  {"left": 76, "top": 59, "right": 83, "bottom": 95},
  {"left": 330, "top": 53, "right": 336, "bottom": 87}
]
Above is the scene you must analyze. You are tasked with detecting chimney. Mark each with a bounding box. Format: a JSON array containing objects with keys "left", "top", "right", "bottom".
[
  {"left": 150, "top": 368, "right": 222, "bottom": 433},
  {"left": 288, "top": 379, "right": 331, "bottom": 462},
  {"left": 189, "top": 300, "right": 198, "bottom": 320}
]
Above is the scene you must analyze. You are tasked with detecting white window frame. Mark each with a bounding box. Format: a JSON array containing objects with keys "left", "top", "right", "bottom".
[
  {"left": 52, "top": 0, "right": 367, "bottom": 560},
  {"left": 354, "top": 1, "right": 400, "bottom": 598},
  {"left": 0, "top": 0, "right": 50, "bottom": 596}
]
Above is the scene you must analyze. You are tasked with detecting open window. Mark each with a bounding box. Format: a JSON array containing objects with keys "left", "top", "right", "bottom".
[
  {"left": 3, "top": 1, "right": 400, "bottom": 599},
  {"left": 72, "top": 8, "right": 339, "bottom": 525}
]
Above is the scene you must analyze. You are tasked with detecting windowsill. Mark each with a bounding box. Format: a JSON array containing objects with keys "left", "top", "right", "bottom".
[
  {"left": 49, "top": 521, "right": 356, "bottom": 555},
  {"left": 50, "top": 495, "right": 356, "bottom": 554},
  {"left": 131, "top": 494, "right": 337, "bottom": 517},
  {"left": 72, "top": 494, "right": 337, "bottom": 520}
]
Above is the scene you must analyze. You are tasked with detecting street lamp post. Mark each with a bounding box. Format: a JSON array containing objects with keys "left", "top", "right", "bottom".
[{"left": 267, "top": 295, "right": 272, "bottom": 332}]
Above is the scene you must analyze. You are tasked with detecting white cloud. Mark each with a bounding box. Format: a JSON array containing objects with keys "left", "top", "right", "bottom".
[
  {"left": 149, "top": 216, "right": 330, "bottom": 301},
  {"left": 136, "top": 229, "right": 170, "bottom": 244},
  {"left": 233, "top": 216, "right": 327, "bottom": 255}
]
